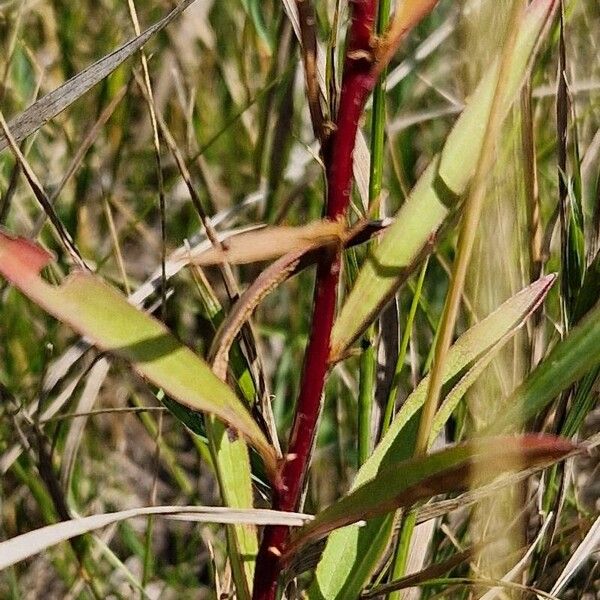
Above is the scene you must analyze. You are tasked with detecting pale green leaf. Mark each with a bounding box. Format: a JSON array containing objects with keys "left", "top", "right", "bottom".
[
  {"left": 0, "top": 232, "right": 277, "bottom": 475},
  {"left": 311, "top": 274, "right": 555, "bottom": 599},
  {"left": 330, "top": 0, "right": 557, "bottom": 360}
]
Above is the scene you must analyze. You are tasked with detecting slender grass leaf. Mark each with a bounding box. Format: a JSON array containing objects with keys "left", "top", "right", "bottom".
[
  {"left": 0, "top": 506, "right": 312, "bottom": 572},
  {"left": 487, "top": 298, "right": 600, "bottom": 433},
  {"left": 550, "top": 515, "right": 600, "bottom": 596},
  {"left": 311, "top": 275, "right": 555, "bottom": 599},
  {"left": 240, "top": 0, "right": 273, "bottom": 50},
  {"left": 572, "top": 248, "right": 600, "bottom": 323},
  {"left": 0, "top": 0, "right": 196, "bottom": 151},
  {"left": 0, "top": 232, "right": 277, "bottom": 474},
  {"left": 330, "top": 0, "right": 558, "bottom": 360},
  {"left": 189, "top": 220, "right": 345, "bottom": 266},
  {"left": 206, "top": 419, "right": 258, "bottom": 600},
  {"left": 286, "top": 436, "right": 573, "bottom": 559}
]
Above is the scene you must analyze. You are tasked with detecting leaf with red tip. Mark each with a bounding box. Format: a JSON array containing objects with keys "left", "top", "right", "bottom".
[
  {"left": 285, "top": 435, "right": 575, "bottom": 560},
  {"left": 0, "top": 232, "right": 277, "bottom": 475}
]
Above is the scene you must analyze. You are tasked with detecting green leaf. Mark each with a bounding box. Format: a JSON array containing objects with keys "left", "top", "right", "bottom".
[
  {"left": 206, "top": 419, "right": 257, "bottom": 600},
  {"left": 572, "top": 248, "right": 600, "bottom": 324},
  {"left": 330, "top": 0, "right": 558, "bottom": 360},
  {"left": 487, "top": 297, "right": 600, "bottom": 434},
  {"left": 310, "top": 274, "right": 555, "bottom": 599},
  {"left": 192, "top": 256, "right": 265, "bottom": 599},
  {"left": 0, "top": 232, "right": 277, "bottom": 476},
  {"left": 240, "top": 0, "right": 273, "bottom": 51},
  {"left": 287, "top": 436, "right": 574, "bottom": 560}
]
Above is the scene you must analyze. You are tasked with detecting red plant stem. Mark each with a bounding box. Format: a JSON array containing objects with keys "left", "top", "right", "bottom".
[{"left": 252, "top": 2, "right": 377, "bottom": 599}]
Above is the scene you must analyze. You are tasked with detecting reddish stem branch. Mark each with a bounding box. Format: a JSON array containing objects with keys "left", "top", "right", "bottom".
[
  {"left": 252, "top": 0, "right": 440, "bottom": 596},
  {"left": 252, "top": 2, "right": 376, "bottom": 599}
]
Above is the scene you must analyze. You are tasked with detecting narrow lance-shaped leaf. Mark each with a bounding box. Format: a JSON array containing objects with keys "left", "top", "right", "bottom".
[
  {"left": 486, "top": 298, "right": 600, "bottom": 434},
  {"left": 311, "top": 274, "right": 555, "bottom": 599},
  {"left": 0, "top": 0, "right": 196, "bottom": 151},
  {"left": 0, "top": 505, "right": 312, "bottom": 572},
  {"left": 0, "top": 233, "right": 277, "bottom": 475},
  {"left": 206, "top": 419, "right": 258, "bottom": 600},
  {"left": 330, "top": 0, "right": 558, "bottom": 360},
  {"left": 285, "top": 436, "right": 574, "bottom": 559},
  {"left": 188, "top": 220, "right": 346, "bottom": 266}
]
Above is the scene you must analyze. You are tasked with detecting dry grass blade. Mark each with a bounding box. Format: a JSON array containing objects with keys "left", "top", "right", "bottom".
[
  {"left": 0, "top": 112, "right": 85, "bottom": 268},
  {"left": 31, "top": 84, "right": 128, "bottom": 237},
  {"left": 0, "top": 375, "right": 81, "bottom": 474},
  {"left": 0, "top": 506, "right": 313, "bottom": 572},
  {"left": 478, "top": 514, "right": 554, "bottom": 600},
  {"left": 59, "top": 359, "right": 111, "bottom": 489},
  {"left": 126, "top": 0, "right": 168, "bottom": 321},
  {"left": 208, "top": 220, "right": 386, "bottom": 379},
  {"left": 549, "top": 515, "right": 600, "bottom": 596},
  {"left": 188, "top": 220, "right": 346, "bottom": 265},
  {"left": 0, "top": 0, "right": 196, "bottom": 151},
  {"left": 365, "top": 577, "right": 561, "bottom": 600},
  {"left": 209, "top": 246, "right": 317, "bottom": 380},
  {"left": 295, "top": 0, "right": 326, "bottom": 140},
  {"left": 361, "top": 517, "right": 554, "bottom": 600}
]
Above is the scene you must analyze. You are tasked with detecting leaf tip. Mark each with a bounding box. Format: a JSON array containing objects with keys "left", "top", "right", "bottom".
[
  {"left": 0, "top": 231, "right": 54, "bottom": 284},
  {"left": 515, "top": 433, "right": 577, "bottom": 462}
]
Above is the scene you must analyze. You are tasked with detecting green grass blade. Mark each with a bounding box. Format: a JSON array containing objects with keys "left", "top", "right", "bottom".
[
  {"left": 206, "top": 418, "right": 257, "bottom": 600},
  {"left": 487, "top": 298, "right": 600, "bottom": 434},
  {"left": 192, "top": 270, "right": 263, "bottom": 599}
]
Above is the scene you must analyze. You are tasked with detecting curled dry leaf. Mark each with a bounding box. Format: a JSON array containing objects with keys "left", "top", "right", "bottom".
[
  {"left": 207, "top": 220, "right": 388, "bottom": 380},
  {"left": 187, "top": 219, "right": 347, "bottom": 266},
  {"left": 210, "top": 246, "right": 318, "bottom": 380}
]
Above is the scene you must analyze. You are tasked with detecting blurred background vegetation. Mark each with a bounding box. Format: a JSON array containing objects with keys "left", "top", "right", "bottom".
[{"left": 0, "top": 0, "right": 599, "bottom": 598}]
